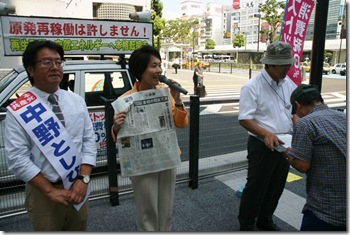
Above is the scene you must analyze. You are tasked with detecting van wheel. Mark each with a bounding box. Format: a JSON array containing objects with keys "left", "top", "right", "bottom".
[{"left": 332, "top": 70, "right": 336, "bottom": 74}]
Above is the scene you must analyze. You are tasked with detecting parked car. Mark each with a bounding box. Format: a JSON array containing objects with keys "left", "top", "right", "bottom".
[
  {"left": 323, "top": 62, "right": 331, "bottom": 75},
  {"left": 182, "top": 58, "right": 210, "bottom": 69},
  {"left": 340, "top": 68, "right": 346, "bottom": 76},
  {"left": 301, "top": 61, "right": 311, "bottom": 72},
  {"left": 331, "top": 63, "right": 346, "bottom": 74},
  {"left": 0, "top": 60, "right": 136, "bottom": 180}
]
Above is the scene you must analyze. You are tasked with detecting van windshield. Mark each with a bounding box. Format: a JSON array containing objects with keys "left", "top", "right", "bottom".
[{"left": 0, "top": 70, "right": 17, "bottom": 94}]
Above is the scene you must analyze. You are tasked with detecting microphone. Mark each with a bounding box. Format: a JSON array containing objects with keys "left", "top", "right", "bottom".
[{"left": 159, "top": 75, "right": 188, "bottom": 95}]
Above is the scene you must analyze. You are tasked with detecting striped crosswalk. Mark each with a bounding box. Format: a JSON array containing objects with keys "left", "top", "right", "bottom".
[{"left": 183, "top": 88, "right": 346, "bottom": 115}]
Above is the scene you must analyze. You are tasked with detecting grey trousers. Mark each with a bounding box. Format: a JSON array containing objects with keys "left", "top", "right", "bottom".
[
  {"left": 25, "top": 182, "right": 88, "bottom": 231},
  {"left": 130, "top": 168, "right": 176, "bottom": 231}
]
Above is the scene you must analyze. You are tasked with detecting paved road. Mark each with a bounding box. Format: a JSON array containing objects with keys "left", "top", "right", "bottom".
[{"left": 164, "top": 67, "right": 347, "bottom": 95}]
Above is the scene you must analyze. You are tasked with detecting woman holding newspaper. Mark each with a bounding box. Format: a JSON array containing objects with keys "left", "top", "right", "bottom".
[{"left": 112, "top": 45, "right": 188, "bottom": 231}]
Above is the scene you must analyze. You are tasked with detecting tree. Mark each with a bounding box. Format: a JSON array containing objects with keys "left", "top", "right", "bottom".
[
  {"left": 258, "top": 0, "right": 285, "bottom": 43},
  {"left": 161, "top": 17, "right": 200, "bottom": 60},
  {"left": 205, "top": 39, "right": 215, "bottom": 49},
  {"left": 232, "top": 34, "right": 245, "bottom": 48},
  {"left": 163, "top": 18, "right": 199, "bottom": 44},
  {"left": 151, "top": 0, "right": 165, "bottom": 49},
  {"left": 324, "top": 51, "right": 333, "bottom": 63}
]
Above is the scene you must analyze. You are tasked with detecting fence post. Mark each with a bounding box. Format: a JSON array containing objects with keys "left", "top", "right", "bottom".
[
  {"left": 189, "top": 95, "right": 199, "bottom": 189},
  {"left": 102, "top": 97, "right": 120, "bottom": 206}
]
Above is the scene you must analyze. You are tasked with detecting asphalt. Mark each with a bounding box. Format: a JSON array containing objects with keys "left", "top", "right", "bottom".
[
  {"left": 0, "top": 69, "right": 346, "bottom": 233},
  {"left": 0, "top": 151, "right": 308, "bottom": 232}
]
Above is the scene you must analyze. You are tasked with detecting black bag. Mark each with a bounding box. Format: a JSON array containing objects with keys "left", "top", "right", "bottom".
[{"left": 195, "top": 85, "right": 206, "bottom": 98}]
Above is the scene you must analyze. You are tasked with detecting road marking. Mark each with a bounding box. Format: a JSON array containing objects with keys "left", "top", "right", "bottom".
[
  {"left": 287, "top": 172, "right": 303, "bottom": 183},
  {"left": 216, "top": 169, "right": 305, "bottom": 230}
]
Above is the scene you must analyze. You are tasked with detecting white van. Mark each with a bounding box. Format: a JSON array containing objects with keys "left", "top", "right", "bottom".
[{"left": 0, "top": 60, "right": 136, "bottom": 180}]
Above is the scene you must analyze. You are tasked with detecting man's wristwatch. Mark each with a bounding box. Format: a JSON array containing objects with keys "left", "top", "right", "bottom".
[{"left": 77, "top": 175, "right": 90, "bottom": 184}]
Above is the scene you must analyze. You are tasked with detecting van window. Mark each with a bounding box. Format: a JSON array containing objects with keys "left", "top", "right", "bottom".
[
  {"left": 84, "top": 71, "right": 130, "bottom": 107},
  {"left": 10, "top": 80, "right": 31, "bottom": 100},
  {"left": 60, "top": 73, "right": 76, "bottom": 92}
]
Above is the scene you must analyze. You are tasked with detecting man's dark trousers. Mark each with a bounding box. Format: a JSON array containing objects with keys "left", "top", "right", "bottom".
[{"left": 238, "top": 135, "right": 290, "bottom": 229}]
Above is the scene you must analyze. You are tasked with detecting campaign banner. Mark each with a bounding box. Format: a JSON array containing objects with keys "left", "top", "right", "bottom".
[
  {"left": 0, "top": 15, "right": 153, "bottom": 56},
  {"left": 281, "top": 0, "right": 315, "bottom": 85},
  {"left": 7, "top": 91, "right": 88, "bottom": 211}
]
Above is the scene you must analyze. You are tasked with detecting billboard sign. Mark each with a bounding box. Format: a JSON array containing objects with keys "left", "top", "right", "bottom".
[
  {"left": 0, "top": 15, "right": 153, "bottom": 56},
  {"left": 281, "top": 0, "right": 315, "bottom": 85}
]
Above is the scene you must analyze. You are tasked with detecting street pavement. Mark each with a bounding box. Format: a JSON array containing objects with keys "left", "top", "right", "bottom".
[
  {"left": 0, "top": 150, "right": 309, "bottom": 232},
  {"left": 0, "top": 68, "right": 346, "bottom": 232},
  {"left": 0, "top": 166, "right": 307, "bottom": 232}
]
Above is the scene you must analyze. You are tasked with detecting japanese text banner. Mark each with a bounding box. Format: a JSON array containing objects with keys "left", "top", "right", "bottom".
[
  {"left": 281, "top": 0, "right": 315, "bottom": 85},
  {"left": 0, "top": 15, "right": 153, "bottom": 56}
]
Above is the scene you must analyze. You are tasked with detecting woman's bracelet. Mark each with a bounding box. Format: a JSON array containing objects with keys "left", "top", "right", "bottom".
[{"left": 175, "top": 103, "right": 183, "bottom": 107}]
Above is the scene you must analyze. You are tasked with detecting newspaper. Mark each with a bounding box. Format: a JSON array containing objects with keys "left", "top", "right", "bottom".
[{"left": 112, "top": 88, "right": 181, "bottom": 177}]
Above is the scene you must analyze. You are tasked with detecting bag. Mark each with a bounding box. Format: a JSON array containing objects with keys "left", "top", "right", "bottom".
[
  {"left": 198, "top": 77, "right": 203, "bottom": 86},
  {"left": 195, "top": 85, "right": 206, "bottom": 98}
]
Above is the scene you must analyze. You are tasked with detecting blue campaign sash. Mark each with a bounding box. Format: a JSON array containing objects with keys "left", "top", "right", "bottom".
[{"left": 7, "top": 91, "right": 89, "bottom": 210}]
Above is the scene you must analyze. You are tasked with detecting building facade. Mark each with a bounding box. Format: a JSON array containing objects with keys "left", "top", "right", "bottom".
[
  {"left": 0, "top": 0, "right": 66, "bottom": 68},
  {"left": 0, "top": 0, "right": 150, "bottom": 68},
  {"left": 179, "top": 0, "right": 346, "bottom": 64},
  {"left": 66, "top": 0, "right": 150, "bottom": 20}
]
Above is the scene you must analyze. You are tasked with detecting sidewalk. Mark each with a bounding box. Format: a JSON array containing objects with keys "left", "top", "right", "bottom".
[{"left": 0, "top": 164, "right": 304, "bottom": 232}]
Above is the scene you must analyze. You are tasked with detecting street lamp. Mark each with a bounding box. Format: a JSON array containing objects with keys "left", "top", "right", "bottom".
[
  {"left": 191, "top": 26, "right": 198, "bottom": 70},
  {"left": 338, "top": 21, "right": 344, "bottom": 63},
  {"left": 253, "top": 13, "right": 261, "bottom": 55},
  {"left": 248, "top": 13, "right": 261, "bottom": 79},
  {"left": 192, "top": 31, "right": 195, "bottom": 70}
]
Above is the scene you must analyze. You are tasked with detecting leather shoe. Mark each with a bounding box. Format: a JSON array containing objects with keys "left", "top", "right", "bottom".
[
  {"left": 256, "top": 221, "right": 280, "bottom": 231},
  {"left": 239, "top": 225, "right": 255, "bottom": 231}
]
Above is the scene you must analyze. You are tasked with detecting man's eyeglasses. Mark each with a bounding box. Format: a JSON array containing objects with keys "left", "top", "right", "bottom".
[{"left": 35, "top": 59, "right": 65, "bottom": 68}]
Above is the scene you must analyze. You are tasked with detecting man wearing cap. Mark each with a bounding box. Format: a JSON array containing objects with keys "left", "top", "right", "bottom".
[
  {"left": 284, "top": 84, "right": 346, "bottom": 231},
  {"left": 238, "top": 41, "right": 298, "bottom": 231}
]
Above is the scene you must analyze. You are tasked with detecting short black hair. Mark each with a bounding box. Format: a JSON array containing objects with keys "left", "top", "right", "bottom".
[
  {"left": 290, "top": 84, "right": 323, "bottom": 110},
  {"left": 22, "top": 40, "right": 64, "bottom": 85},
  {"left": 128, "top": 44, "right": 161, "bottom": 81}
]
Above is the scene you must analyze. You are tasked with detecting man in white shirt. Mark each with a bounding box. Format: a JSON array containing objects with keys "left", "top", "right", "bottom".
[
  {"left": 4, "top": 40, "right": 96, "bottom": 231},
  {"left": 173, "top": 56, "right": 180, "bottom": 74},
  {"left": 237, "top": 41, "right": 298, "bottom": 231}
]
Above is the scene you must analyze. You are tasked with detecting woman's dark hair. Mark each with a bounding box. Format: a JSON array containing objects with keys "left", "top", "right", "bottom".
[
  {"left": 128, "top": 44, "right": 161, "bottom": 81},
  {"left": 22, "top": 40, "right": 65, "bottom": 85}
]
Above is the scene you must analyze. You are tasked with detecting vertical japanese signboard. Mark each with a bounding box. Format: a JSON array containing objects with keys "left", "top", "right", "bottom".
[
  {"left": 281, "top": 0, "right": 315, "bottom": 85},
  {"left": 0, "top": 15, "right": 153, "bottom": 56}
]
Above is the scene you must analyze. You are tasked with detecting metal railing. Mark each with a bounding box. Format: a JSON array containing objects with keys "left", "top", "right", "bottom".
[
  {"left": 0, "top": 93, "right": 345, "bottom": 218},
  {"left": 0, "top": 96, "right": 248, "bottom": 218}
]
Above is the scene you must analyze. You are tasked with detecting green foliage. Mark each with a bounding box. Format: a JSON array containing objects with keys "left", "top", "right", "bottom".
[
  {"left": 258, "top": 0, "right": 285, "bottom": 42},
  {"left": 163, "top": 17, "right": 199, "bottom": 45},
  {"left": 151, "top": 0, "right": 162, "bottom": 17},
  {"left": 205, "top": 39, "right": 215, "bottom": 49},
  {"left": 232, "top": 34, "right": 245, "bottom": 48},
  {"left": 151, "top": 0, "right": 165, "bottom": 37},
  {"left": 324, "top": 51, "right": 333, "bottom": 61}
]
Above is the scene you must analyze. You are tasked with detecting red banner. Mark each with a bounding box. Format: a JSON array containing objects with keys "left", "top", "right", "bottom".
[
  {"left": 232, "top": 0, "right": 240, "bottom": 9},
  {"left": 281, "top": 0, "right": 315, "bottom": 85}
]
